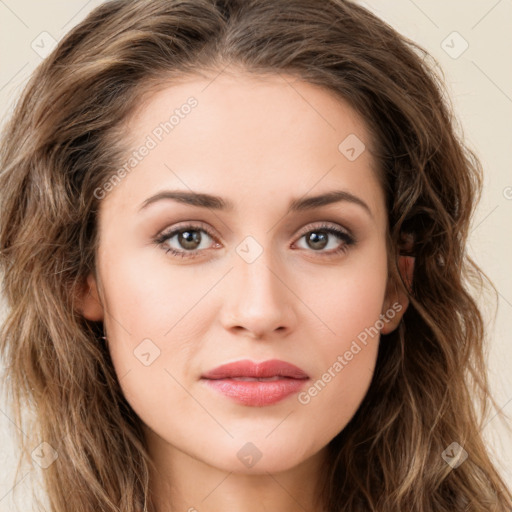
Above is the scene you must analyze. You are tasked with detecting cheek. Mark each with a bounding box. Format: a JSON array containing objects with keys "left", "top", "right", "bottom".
[
  {"left": 99, "top": 251, "right": 203, "bottom": 338},
  {"left": 98, "top": 253, "right": 216, "bottom": 410},
  {"left": 300, "top": 331, "right": 380, "bottom": 432},
  {"left": 301, "top": 270, "right": 386, "bottom": 426},
  {"left": 307, "top": 240, "right": 389, "bottom": 346}
]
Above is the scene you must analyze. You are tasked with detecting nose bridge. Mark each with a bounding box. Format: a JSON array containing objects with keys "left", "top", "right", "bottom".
[{"left": 221, "top": 234, "right": 295, "bottom": 337}]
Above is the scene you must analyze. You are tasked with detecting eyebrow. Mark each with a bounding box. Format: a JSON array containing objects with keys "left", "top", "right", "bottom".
[{"left": 138, "top": 189, "right": 372, "bottom": 217}]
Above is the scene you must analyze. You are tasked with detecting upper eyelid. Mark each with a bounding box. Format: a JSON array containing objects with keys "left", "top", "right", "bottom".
[
  {"left": 158, "top": 221, "right": 219, "bottom": 242},
  {"left": 295, "top": 221, "right": 352, "bottom": 237}
]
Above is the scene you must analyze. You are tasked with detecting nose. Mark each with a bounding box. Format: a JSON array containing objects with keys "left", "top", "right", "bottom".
[{"left": 219, "top": 250, "right": 297, "bottom": 339}]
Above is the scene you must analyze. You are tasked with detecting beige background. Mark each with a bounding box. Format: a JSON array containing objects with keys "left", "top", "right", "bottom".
[{"left": 0, "top": 0, "right": 511, "bottom": 509}]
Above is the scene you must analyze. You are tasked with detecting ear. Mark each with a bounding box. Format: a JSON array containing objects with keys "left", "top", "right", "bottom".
[
  {"left": 380, "top": 253, "right": 414, "bottom": 335},
  {"left": 76, "top": 272, "right": 104, "bottom": 322}
]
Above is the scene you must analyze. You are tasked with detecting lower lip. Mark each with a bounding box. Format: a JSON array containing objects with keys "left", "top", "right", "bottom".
[{"left": 202, "top": 378, "right": 308, "bottom": 406}]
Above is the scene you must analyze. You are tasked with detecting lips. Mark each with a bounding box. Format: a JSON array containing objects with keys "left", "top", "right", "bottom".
[
  {"left": 201, "top": 359, "right": 309, "bottom": 380},
  {"left": 201, "top": 359, "right": 309, "bottom": 407}
]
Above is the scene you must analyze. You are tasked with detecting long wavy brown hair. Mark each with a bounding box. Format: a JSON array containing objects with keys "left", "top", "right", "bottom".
[{"left": 1, "top": 0, "right": 511, "bottom": 510}]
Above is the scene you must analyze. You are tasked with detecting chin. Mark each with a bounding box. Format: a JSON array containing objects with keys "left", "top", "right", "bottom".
[{"left": 197, "top": 435, "right": 324, "bottom": 475}]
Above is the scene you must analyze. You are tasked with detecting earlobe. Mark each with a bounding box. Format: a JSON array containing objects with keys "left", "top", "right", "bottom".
[
  {"left": 380, "top": 254, "right": 414, "bottom": 335},
  {"left": 76, "top": 272, "right": 104, "bottom": 322}
]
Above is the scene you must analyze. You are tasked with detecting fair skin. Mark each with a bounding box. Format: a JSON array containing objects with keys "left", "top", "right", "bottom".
[{"left": 79, "top": 70, "right": 413, "bottom": 512}]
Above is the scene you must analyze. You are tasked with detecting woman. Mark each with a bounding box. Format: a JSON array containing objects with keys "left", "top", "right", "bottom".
[{"left": 1, "top": 0, "right": 510, "bottom": 511}]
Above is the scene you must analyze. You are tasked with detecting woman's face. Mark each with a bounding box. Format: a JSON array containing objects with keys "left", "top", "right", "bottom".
[{"left": 80, "top": 71, "right": 409, "bottom": 474}]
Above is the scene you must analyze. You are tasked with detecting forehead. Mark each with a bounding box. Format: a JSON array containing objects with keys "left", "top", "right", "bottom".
[
  {"left": 101, "top": 71, "right": 385, "bottom": 223},
  {"left": 128, "top": 70, "right": 374, "bottom": 154}
]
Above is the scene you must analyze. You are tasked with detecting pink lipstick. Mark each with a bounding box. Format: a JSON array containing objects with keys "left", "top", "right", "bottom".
[{"left": 201, "top": 359, "right": 309, "bottom": 407}]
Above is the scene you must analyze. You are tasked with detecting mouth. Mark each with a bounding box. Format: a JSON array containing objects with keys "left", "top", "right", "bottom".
[
  {"left": 200, "top": 359, "right": 309, "bottom": 407},
  {"left": 225, "top": 376, "right": 284, "bottom": 381}
]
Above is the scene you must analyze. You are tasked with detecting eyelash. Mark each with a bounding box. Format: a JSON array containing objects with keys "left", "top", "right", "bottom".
[{"left": 153, "top": 222, "right": 356, "bottom": 260}]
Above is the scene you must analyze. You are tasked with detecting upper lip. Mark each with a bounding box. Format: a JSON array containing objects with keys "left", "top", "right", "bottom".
[{"left": 201, "top": 359, "right": 309, "bottom": 380}]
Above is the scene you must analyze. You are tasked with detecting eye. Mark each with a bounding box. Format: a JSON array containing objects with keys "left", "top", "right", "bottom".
[
  {"left": 153, "top": 222, "right": 356, "bottom": 260},
  {"left": 293, "top": 223, "right": 356, "bottom": 257},
  {"left": 153, "top": 222, "right": 220, "bottom": 259}
]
